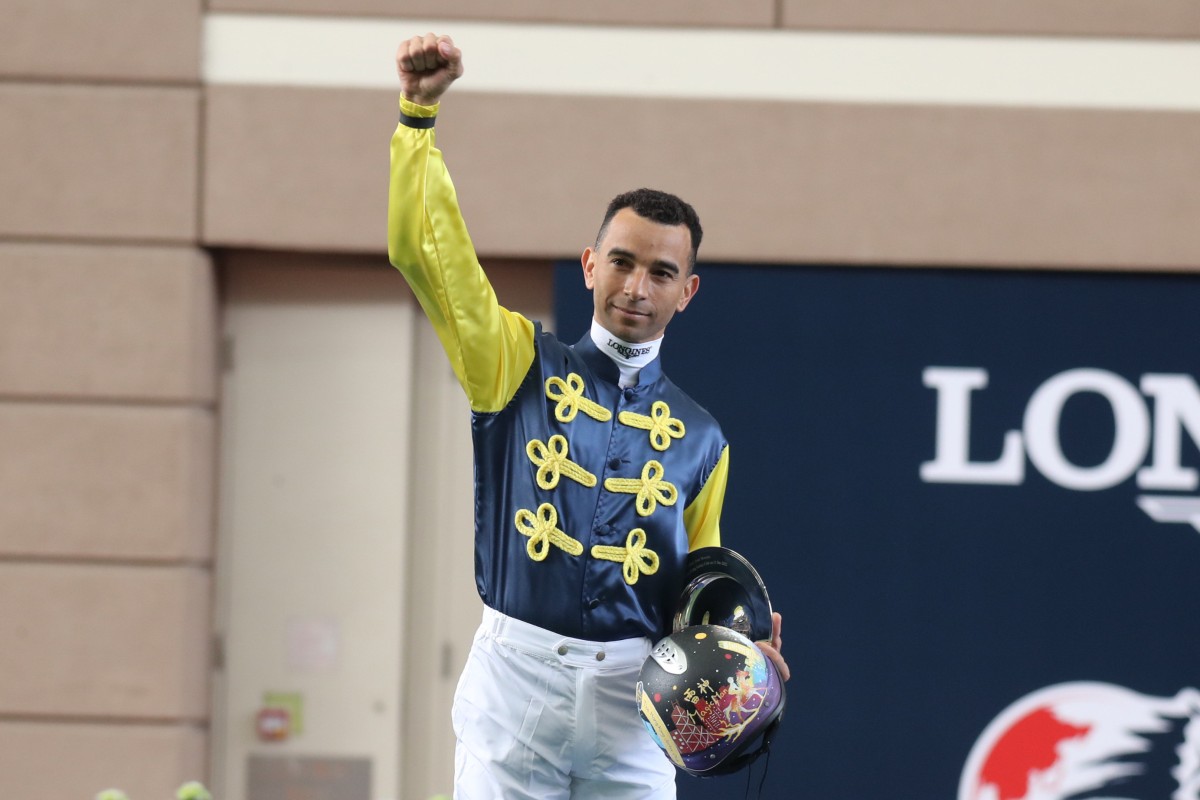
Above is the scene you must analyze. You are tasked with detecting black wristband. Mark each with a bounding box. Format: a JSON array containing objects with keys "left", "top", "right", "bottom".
[{"left": 399, "top": 112, "right": 436, "bottom": 129}]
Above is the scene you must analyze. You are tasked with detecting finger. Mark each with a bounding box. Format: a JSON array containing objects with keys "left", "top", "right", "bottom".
[
  {"left": 436, "top": 35, "right": 464, "bottom": 76},
  {"left": 757, "top": 642, "right": 791, "bottom": 682},
  {"left": 404, "top": 33, "right": 434, "bottom": 73},
  {"left": 415, "top": 32, "right": 439, "bottom": 71},
  {"left": 398, "top": 35, "right": 429, "bottom": 74},
  {"left": 396, "top": 38, "right": 416, "bottom": 74}
]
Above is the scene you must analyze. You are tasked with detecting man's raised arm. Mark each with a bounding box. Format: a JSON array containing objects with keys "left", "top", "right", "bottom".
[{"left": 387, "top": 34, "right": 535, "bottom": 413}]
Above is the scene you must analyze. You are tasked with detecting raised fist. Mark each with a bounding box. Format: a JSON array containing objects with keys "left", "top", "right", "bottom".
[{"left": 396, "top": 33, "right": 463, "bottom": 106}]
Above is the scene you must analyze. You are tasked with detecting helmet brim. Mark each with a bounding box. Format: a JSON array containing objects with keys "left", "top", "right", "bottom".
[{"left": 673, "top": 546, "right": 773, "bottom": 642}]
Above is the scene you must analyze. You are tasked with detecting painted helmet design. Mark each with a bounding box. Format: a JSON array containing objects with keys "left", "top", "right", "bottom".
[
  {"left": 636, "top": 624, "right": 786, "bottom": 776},
  {"left": 673, "top": 547, "right": 773, "bottom": 642}
]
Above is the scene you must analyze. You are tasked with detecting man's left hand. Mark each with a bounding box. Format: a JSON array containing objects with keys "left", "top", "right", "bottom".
[{"left": 757, "top": 611, "right": 790, "bottom": 681}]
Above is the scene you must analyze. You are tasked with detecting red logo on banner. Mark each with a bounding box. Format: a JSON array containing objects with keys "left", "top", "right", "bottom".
[
  {"left": 960, "top": 682, "right": 1200, "bottom": 800},
  {"left": 976, "top": 707, "right": 1090, "bottom": 800}
]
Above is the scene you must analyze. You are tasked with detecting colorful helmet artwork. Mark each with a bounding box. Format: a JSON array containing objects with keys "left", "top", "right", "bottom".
[{"left": 637, "top": 624, "right": 786, "bottom": 776}]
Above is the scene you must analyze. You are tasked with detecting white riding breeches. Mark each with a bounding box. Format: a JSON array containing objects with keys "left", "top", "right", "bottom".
[{"left": 452, "top": 607, "right": 677, "bottom": 800}]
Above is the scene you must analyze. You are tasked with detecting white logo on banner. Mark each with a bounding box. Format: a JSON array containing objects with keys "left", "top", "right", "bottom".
[
  {"left": 959, "top": 682, "right": 1200, "bottom": 800},
  {"left": 921, "top": 367, "right": 1200, "bottom": 532}
]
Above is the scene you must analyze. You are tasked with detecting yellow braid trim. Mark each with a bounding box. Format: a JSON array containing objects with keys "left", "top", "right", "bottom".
[
  {"left": 617, "top": 401, "right": 685, "bottom": 451},
  {"left": 514, "top": 503, "right": 584, "bottom": 561},
  {"left": 603, "top": 460, "right": 678, "bottom": 517},
  {"left": 525, "top": 435, "right": 597, "bottom": 489},
  {"left": 545, "top": 373, "right": 612, "bottom": 423},
  {"left": 591, "top": 528, "right": 660, "bottom": 585}
]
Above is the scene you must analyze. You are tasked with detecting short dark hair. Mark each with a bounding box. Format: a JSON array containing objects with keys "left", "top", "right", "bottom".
[{"left": 594, "top": 188, "right": 703, "bottom": 271}]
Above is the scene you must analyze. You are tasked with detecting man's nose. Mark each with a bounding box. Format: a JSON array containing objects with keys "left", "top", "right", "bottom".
[{"left": 624, "top": 269, "right": 648, "bottom": 299}]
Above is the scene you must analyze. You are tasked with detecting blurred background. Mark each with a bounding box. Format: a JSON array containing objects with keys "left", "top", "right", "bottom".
[{"left": 1, "top": 2, "right": 1198, "bottom": 799}]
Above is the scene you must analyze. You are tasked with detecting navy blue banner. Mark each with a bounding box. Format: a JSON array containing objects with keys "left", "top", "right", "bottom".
[{"left": 554, "top": 262, "right": 1200, "bottom": 800}]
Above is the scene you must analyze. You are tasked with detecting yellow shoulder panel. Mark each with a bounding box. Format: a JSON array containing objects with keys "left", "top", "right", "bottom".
[{"left": 682, "top": 445, "right": 729, "bottom": 550}]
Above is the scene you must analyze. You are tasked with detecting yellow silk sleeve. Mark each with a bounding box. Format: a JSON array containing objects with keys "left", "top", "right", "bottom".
[
  {"left": 387, "top": 97, "right": 535, "bottom": 412},
  {"left": 682, "top": 445, "right": 729, "bottom": 551}
]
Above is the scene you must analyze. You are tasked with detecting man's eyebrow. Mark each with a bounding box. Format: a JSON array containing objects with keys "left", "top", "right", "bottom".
[{"left": 606, "top": 247, "right": 681, "bottom": 275}]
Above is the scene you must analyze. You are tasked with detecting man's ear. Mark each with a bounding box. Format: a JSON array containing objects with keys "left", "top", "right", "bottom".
[
  {"left": 676, "top": 272, "right": 700, "bottom": 312},
  {"left": 581, "top": 247, "right": 596, "bottom": 289}
]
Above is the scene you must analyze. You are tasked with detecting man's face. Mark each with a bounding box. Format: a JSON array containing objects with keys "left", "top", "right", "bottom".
[{"left": 581, "top": 208, "right": 700, "bottom": 344}]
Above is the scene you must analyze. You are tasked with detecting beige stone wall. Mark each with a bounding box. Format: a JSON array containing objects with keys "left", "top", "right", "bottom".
[
  {"left": 206, "top": 0, "right": 1199, "bottom": 36},
  {"left": 0, "top": 2, "right": 214, "bottom": 799},
  {"left": 207, "top": 0, "right": 777, "bottom": 27},
  {"left": 779, "top": 0, "right": 1200, "bottom": 37},
  {"left": 206, "top": 86, "right": 1200, "bottom": 270}
]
